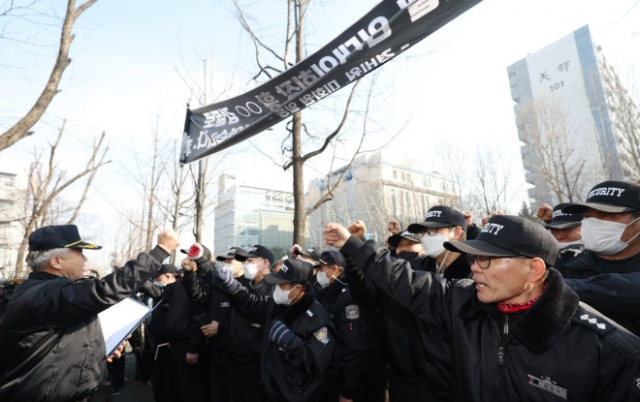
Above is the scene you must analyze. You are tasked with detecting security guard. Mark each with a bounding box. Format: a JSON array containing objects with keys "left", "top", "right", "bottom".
[
  {"left": 213, "top": 258, "right": 335, "bottom": 402},
  {"left": 225, "top": 245, "right": 274, "bottom": 402},
  {"left": 316, "top": 250, "right": 370, "bottom": 402},
  {"left": 344, "top": 222, "right": 452, "bottom": 402},
  {"left": 326, "top": 216, "right": 640, "bottom": 401},
  {"left": 539, "top": 203, "right": 583, "bottom": 247},
  {"left": 0, "top": 225, "right": 178, "bottom": 402},
  {"left": 557, "top": 180, "right": 640, "bottom": 337}
]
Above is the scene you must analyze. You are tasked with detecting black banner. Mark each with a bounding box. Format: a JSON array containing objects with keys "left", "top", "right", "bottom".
[{"left": 181, "top": 0, "right": 483, "bottom": 164}]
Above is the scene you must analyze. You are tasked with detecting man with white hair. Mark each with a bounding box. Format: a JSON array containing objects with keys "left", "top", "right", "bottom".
[{"left": 0, "top": 225, "right": 179, "bottom": 402}]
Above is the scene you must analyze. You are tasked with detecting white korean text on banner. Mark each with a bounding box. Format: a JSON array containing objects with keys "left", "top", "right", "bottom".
[{"left": 181, "top": 0, "right": 483, "bottom": 164}]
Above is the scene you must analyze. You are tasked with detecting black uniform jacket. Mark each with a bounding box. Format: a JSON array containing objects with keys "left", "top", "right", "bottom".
[
  {"left": 320, "top": 275, "right": 369, "bottom": 399},
  {"left": 183, "top": 262, "right": 232, "bottom": 354},
  {"left": 219, "top": 277, "right": 273, "bottom": 368},
  {"left": 149, "top": 277, "right": 206, "bottom": 354},
  {"left": 344, "top": 254, "right": 453, "bottom": 401},
  {"left": 225, "top": 283, "right": 335, "bottom": 402},
  {"left": 0, "top": 247, "right": 168, "bottom": 402},
  {"left": 557, "top": 245, "right": 640, "bottom": 336},
  {"left": 343, "top": 236, "right": 640, "bottom": 402}
]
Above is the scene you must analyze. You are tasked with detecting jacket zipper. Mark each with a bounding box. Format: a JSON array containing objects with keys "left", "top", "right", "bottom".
[{"left": 498, "top": 315, "right": 509, "bottom": 365}]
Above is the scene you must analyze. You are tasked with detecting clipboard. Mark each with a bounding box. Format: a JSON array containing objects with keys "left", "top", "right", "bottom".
[{"left": 98, "top": 297, "right": 156, "bottom": 357}]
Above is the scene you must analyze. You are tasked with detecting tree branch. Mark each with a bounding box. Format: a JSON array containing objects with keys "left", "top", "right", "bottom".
[
  {"left": 283, "top": 79, "right": 361, "bottom": 171},
  {"left": 0, "top": 0, "right": 100, "bottom": 151}
]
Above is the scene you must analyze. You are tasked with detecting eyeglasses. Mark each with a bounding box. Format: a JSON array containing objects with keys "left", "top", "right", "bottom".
[
  {"left": 419, "top": 227, "right": 454, "bottom": 238},
  {"left": 466, "top": 255, "right": 528, "bottom": 269}
]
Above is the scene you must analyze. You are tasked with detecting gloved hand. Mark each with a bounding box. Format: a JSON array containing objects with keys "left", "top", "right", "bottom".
[
  {"left": 290, "top": 244, "right": 302, "bottom": 257},
  {"left": 188, "top": 243, "right": 205, "bottom": 261},
  {"left": 268, "top": 320, "right": 297, "bottom": 348},
  {"left": 212, "top": 269, "right": 239, "bottom": 293}
]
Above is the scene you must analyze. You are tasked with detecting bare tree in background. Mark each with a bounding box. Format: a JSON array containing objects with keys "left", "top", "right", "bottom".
[
  {"left": 469, "top": 147, "right": 515, "bottom": 217},
  {"left": 234, "top": 0, "right": 362, "bottom": 246},
  {"left": 0, "top": 0, "right": 101, "bottom": 151},
  {"left": 596, "top": 57, "right": 640, "bottom": 179},
  {"left": 14, "top": 119, "right": 110, "bottom": 275},
  {"left": 517, "top": 98, "right": 586, "bottom": 203},
  {"left": 123, "top": 121, "right": 169, "bottom": 253}
]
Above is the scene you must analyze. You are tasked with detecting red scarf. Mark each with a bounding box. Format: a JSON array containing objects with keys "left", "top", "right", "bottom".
[
  {"left": 497, "top": 297, "right": 540, "bottom": 314},
  {"left": 497, "top": 284, "right": 547, "bottom": 314}
]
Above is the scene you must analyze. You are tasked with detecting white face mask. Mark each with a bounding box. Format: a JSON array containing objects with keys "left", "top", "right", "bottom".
[
  {"left": 421, "top": 233, "right": 449, "bottom": 258},
  {"left": 153, "top": 281, "right": 165, "bottom": 287},
  {"left": 316, "top": 270, "right": 332, "bottom": 288},
  {"left": 581, "top": 217, "right": 640, "bottom": 255},
  {"left": 243, "top": 262, "right": 258, "bottom": 280},
  {"left": 272, "top": 284, "right": 299, "bottom": 305}
]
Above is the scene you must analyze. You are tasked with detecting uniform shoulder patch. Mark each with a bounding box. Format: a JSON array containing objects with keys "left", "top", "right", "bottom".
[
  {"left": 314, "top": 327, "right": 330, "bottom": 345},
  {"left": 572, "top": 306, "right": 615, "bottom": 335},
  {"left": 345, "top": 305, "right": 360, "bottom": 320},
  {"left": 633, "top": 377, "right": 640, "bottom": 396},
  {"left": 559, "top": 245, "right": 584, "bottom": 258}
]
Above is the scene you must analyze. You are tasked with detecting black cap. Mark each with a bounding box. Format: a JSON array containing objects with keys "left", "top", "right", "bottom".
[
  {"left": 407, "top": 206, "right": 467, "bottom": 234},
  {"left": 318, "top": 250, "right": 345, "bottom": 267},
  {"left": 216, "top": 246, "right": 248, "bottom": 262},
  {"left": 294, "top": 246, "right": 322, "bottom": 261},
  {"left": 545, "top": 203, "right": 583, "bottom": 230},
  {"left": 28, "top": 225, "right": 102, "bottom": 251},
  {"left": 387, "top": 230, "right": 421, "bottom": 248},
  {"left": 158, "top": 264, "right": 178, "bottom": 275},
  {"left": 563, "top": 181, "right": 640, "bottom": 214},
  {"left": 263, "top": 258, "right": 313, "bottom": 285},
  {"left": 244, "top": 245, "right": 275, "bottom": 265},
  {"left": 444, "top": 215, "right": 558, "bottom": 268}
]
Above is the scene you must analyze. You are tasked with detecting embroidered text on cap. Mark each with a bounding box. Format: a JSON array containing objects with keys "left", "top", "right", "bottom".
[
  {"left": 588, "top": 187, "right": 625, "bottom": 198},
  {"left": 481, "top": 223, "right": 505, "bottom": 235}
]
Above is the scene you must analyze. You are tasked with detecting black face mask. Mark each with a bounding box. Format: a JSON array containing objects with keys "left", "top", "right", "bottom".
[{"left": 395, "top": 251, "right": 419, "bottom": 261}]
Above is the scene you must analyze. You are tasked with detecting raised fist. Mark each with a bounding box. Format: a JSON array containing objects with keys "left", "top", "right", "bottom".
[
  {"left": 157, "top": 229, "right": 180, "bottom": 253},
  {"left": 387, "top": 218, "right": 401, "bottom": 235},
  {"left": 535, "top": 203, "right": 553, "bottom": 223},
  {"left": 348, "top": 220, "right": 366, "bottom": 240}
]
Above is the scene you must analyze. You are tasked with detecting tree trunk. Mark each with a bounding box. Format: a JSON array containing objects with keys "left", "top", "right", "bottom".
[
  {"left": 291, "top": 1, "right": 306, "bottom": 246},
  {"left": 194, "top": 160, "right": 206, "bottom": 243},
  {"left": 292, "top": 111, "right": 305, "bottom": 245},
  {"left": 15, "top": 216, "right": 38, "bottom": 277}
]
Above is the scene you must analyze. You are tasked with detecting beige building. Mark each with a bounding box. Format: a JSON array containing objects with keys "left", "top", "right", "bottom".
[
  {"left": 306, "top": 151, "right": 460, "bottom": 245},
  {"left": 0, "top": 157, "right": 33, "bottom": 278}
]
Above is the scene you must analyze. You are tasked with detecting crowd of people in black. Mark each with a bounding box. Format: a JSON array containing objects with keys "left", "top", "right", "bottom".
[{"left": 2, "top": 179, "right": 640, "bottom": 401}]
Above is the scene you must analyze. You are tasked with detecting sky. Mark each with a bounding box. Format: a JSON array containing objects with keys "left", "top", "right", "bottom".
[{"left": 1, "top": 0, "right": 639, "bottom": 265}]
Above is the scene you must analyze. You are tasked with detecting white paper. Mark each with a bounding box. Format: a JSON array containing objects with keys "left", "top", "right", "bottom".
[{"left": 98, "top": 297, "right": 151, "bottom": 357}]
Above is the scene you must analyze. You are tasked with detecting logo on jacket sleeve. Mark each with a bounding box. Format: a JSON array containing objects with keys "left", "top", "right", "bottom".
[
  {"left": 314, "top": 327, "right": 330, "bottom": 345},
  {"left": 345, "top": 305, "right": 360, "bottom": 319},
  {"left": 527, "top": 375, "right": 567, "bottom": 400}
]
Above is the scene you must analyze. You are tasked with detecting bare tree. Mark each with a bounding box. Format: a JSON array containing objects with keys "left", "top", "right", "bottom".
[
  {"left": 468, "top": 147, "right": 516, "bottom": 217},
  {"left": 234, "top": 0, "right": 363, "bottom": 246},
  {"left": 596, "top": 57, "right": 640, "bottom": 179},
  {"left": 14, "top": 119, "right": 110, "bottom": 275},
  {"left": 516, "top": 98, "right": 586, "bottom": 204},
  {"left": 0, "top": 0, "right": 100, "bottom": 151}
]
